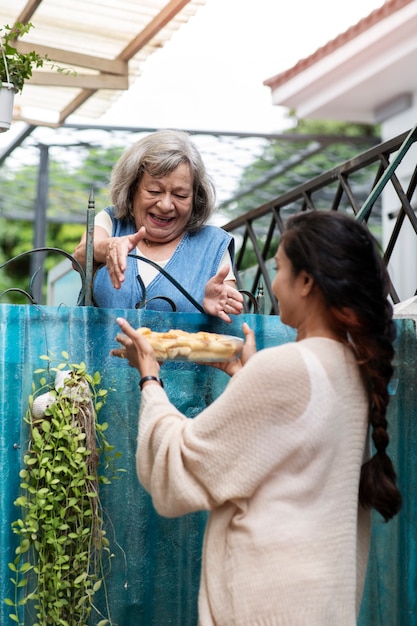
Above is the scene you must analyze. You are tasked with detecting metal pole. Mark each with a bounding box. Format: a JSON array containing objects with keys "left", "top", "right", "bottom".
[
  {"left": 356, "top": 124, "right": 417, "bottom": 223},
  {"left": 84, "top": 188, "right": 95, "bottom": 306},
  {"left": 30, "top": 143, "right": 49, "bottom": 304}
]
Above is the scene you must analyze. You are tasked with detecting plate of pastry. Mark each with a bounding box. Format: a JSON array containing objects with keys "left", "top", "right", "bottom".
[{"left": 137, "top": 327, "right": 244, "bottom": 362}]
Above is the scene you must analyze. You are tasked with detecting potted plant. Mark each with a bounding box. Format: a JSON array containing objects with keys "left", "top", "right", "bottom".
[{"left": 0, "top": 22, "right": 59, "bottom": 132}]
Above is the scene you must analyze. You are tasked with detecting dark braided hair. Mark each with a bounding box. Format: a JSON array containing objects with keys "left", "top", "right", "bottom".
[{"left": 281, "top": 210, "right": 402, "bottom": 522}]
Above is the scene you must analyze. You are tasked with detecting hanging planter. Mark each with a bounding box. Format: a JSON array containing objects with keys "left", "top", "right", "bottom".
[
  {"left": 0, "top": 22, "right": 75, "bottom": 132},
  {"left": 0, "top": 22, "right": 44, "bottom": 134},
  {"left": 5, "top": 353, "right": 124, "bottom": 625},
  {"left": 0, "top": 82, "right": 17, "bottom": 132}
]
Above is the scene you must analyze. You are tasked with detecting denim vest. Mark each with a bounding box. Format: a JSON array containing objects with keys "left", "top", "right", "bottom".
[{"left": 92, "top": 207, "right": 235, "bottom": 312}]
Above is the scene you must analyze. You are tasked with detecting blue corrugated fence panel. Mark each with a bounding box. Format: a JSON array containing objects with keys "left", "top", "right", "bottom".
[
  {"left": 0, "top": 305, "right": 294, "bottom": 625},
  {"left": 0, "top": 306, "right": 414, "bottom": 625}
]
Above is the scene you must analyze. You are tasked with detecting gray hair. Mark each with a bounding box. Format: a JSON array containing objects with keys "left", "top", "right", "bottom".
[{"left": 110, "top": 129, "right": 216, "bottom": 232}]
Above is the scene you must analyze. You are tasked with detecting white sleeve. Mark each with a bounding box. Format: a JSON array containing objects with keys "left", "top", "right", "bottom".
[
  {"left": 94, "top": 210, "right": 113, "bottom": 236},
  {"left": 136, "top": 344, "right": 310, "bottom": 517},
  {"left": 219, "top": 248, "right": 235, "bottom": 281}
]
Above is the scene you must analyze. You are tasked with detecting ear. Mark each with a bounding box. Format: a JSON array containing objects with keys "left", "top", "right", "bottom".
[{"left": 300, "top": 271, "right": 315, "bottom": 296}]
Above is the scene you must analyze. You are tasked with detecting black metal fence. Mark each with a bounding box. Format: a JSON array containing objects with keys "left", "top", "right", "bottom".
[
  {"left": 223, "top": 126, "right": 417, "bottom": 314},
  {"left": 1, "top": 124, "right": 416, "bottom": 313}
]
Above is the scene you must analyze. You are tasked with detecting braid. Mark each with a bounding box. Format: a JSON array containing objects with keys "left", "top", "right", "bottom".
[
  {"left": 332, "top": 282, "right": 401, "bottom": 522},
  {"left": 354, "top": 302, "right": 402, "bottom": 521}
]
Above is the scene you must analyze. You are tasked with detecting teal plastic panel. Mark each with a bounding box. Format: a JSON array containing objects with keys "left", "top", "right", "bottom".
[
  {"left": 0, "top": 305, "right": 294, "bottom": 625},
  {"left": 0, "top": 306, "right": 414, "bottom": 625}
]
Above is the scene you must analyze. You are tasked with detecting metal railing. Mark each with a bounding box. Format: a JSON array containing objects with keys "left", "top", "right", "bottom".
[
  {"left": 223, "top": 126, "right": 417, "bottom": 314},
  {"left": 1, "top": 126, "right": 416, "bottom": 313}
]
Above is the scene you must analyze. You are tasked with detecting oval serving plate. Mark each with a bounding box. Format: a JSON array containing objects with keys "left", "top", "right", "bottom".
[{"left": 137, "top": 327, "right": 244, "bottom": 362}]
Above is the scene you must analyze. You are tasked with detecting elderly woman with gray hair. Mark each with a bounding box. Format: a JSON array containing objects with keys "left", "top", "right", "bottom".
[{"left": 74, "top": 129, "right": 243, "bottom": 321}]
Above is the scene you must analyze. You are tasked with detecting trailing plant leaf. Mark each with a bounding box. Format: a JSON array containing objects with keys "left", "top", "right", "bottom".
[
  {"left": 0, "top": 22, "right": 76, "bottom": 93},
  {"left": 5, "top": 353, "right": 122, "bottom": 625}
]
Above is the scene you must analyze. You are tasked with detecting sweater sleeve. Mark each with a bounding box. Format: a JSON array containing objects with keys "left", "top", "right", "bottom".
[{"left": 136, "top": 342, "right": 311, "bottom": 517}]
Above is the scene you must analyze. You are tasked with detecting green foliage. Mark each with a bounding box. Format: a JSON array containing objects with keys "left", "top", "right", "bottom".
[
  {"left": 288, "top": 116, "right": 378, "bottom": 138},
  {"left": 0, "top": 22, "right": 75, "bottom": 93},
  {"left": 0, "top": 219, "right": 85, "bottom": 304},
  {"left": 5, "top": 354, "right": 122, "bottom": 625},
  {"left": 0, "top": 23, "right": 44, "bottom": 93},
  {"left": 0, "top": 144, "right": 115, "bottom": 288},
  {"left": 0, "top": 145, "right": 110, "bottom": 300}
]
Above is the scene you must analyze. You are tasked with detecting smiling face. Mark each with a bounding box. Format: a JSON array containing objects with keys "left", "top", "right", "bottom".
[{"left": 133, "top": 162, "right": 194, "bottom": 243}]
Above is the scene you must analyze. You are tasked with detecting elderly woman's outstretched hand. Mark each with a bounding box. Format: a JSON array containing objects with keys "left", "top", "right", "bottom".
[
  {"left": 203, "top": 265, "right": 244, "bottom": 322},
  {"left": 105, "top": 227, "right": 147, "bottom": 289}
]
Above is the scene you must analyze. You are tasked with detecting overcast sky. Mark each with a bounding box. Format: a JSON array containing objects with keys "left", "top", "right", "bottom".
[{"left": 99, "top": 0, "right": 386, "bottom": 133}]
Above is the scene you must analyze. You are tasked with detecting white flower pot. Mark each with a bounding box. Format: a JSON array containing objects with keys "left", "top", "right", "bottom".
[{"left": 0, "top": 82, "right": 17, "bottom": 132}]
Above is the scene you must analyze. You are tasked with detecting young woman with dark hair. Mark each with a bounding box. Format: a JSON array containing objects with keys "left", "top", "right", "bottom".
[{"left": 112, "top": 210, "right": 401, "bottom": 626}]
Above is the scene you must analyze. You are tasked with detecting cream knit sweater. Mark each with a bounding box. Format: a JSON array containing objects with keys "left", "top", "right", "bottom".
[{"left": 137, "top": 337, "right": 371, "bottom": 626}]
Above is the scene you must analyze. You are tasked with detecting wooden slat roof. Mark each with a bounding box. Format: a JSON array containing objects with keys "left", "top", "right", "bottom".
[{"left": 1, "top": 0, "right": 205, "bottom": 127}]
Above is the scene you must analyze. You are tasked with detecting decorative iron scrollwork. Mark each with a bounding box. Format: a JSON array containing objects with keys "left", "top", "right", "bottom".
[
  {"left": 0, "top": 247, "right": 87, "bottom": 305},
  {"left": 0, "top": 247, "right": 263, "bottom": 313}
]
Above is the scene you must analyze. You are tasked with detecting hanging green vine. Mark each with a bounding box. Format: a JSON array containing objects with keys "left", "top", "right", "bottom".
[{"left": 5, "top": 352, "right": 123, "bottom": 626}]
